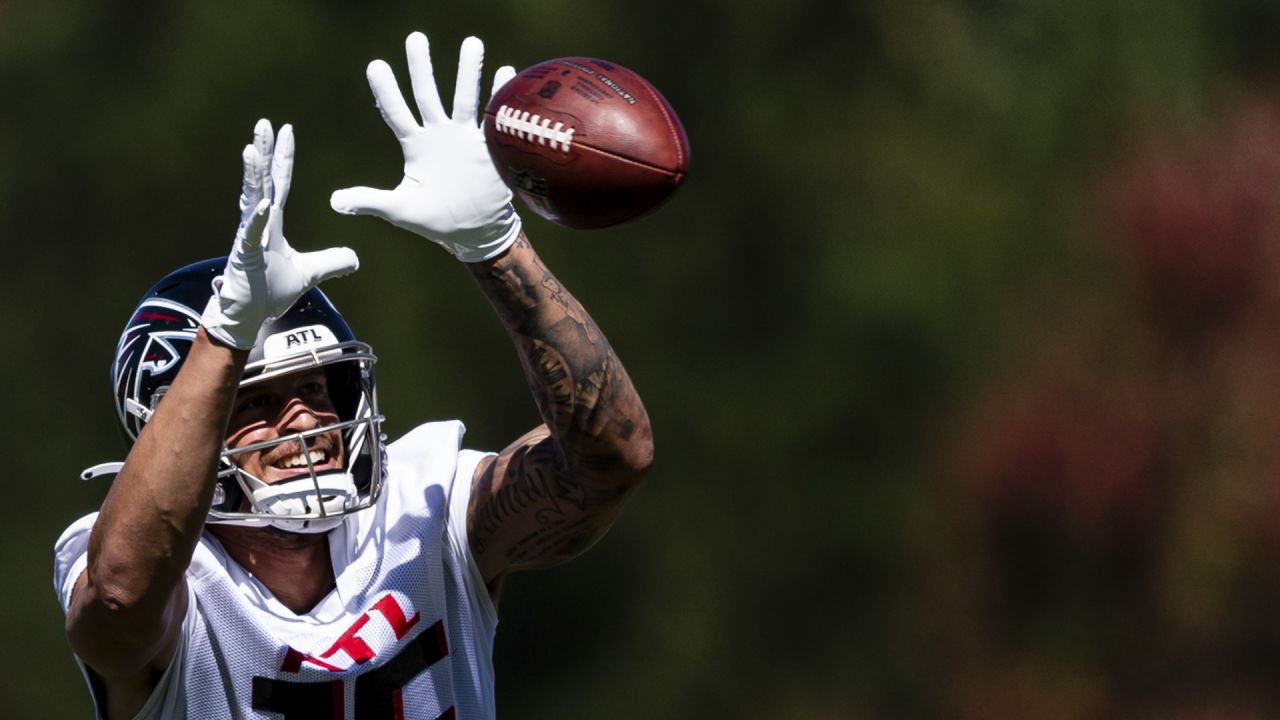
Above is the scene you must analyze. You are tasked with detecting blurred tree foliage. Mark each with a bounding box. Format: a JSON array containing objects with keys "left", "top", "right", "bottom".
[{"left": 8, "top": 0, "right": 1280, "bottom": 717}]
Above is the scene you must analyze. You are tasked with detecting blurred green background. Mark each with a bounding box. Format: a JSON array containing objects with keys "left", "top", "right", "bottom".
[{"left": 8, "top": 0, "right": 1280, "bottom": 717}]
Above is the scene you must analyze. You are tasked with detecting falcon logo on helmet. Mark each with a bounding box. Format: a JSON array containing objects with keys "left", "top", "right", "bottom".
[{"left": 113, "top": 297, "right": 202, "bottom": 438}]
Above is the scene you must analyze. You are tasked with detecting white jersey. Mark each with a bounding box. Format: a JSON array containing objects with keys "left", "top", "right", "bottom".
[{"left": 53, "top": 421, "right": 499, "bottom": 720}]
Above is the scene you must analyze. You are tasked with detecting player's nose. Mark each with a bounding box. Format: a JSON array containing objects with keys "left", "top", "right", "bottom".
[{"left": 279, "top": 399, "right": 323, "bottom": 431}]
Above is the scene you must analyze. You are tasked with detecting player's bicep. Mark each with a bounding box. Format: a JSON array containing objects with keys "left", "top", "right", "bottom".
[{"left": 467, "top": 424, "right": 634, "bottom": 584}]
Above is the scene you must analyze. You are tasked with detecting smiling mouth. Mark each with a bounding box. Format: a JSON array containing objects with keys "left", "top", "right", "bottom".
[
  {"left": 276, "top": 449, "right": 330, "bottom": 470},
  {"left": 263, "top": 439, "right": 341, "bottom": 477}
]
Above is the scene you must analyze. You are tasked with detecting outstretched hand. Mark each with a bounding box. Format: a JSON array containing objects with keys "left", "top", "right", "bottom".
[
  {"left": 330, "top": 32, "right": 522, "bottom": 263},
  {"left": 202, "top": 119, "right": 360, "bottom": 350}
]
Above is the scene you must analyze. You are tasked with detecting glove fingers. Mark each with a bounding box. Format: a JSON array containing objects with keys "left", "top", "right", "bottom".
[
  {"left": 491, "top": 65, "right": 516, "bottom": 100},
  {"left": 406, "top": 31, "right": 448, "bottom": 125},
  {"left": 452, "top": 36, "right": 484, "bottom": 125},
  {"left": 366, "top": 60, "right": 419, "bottom": 140},
  {"left": 253, "top": 118, "right": 275, "bottom": 201},
  {"left": 330, "top": 186, "right": 396, "bottom": 219},
  {"left": 238, "top": 198, "right": 271, "bottom": 254},
  {"left": 298, "top": 247, "right": 361, "bottom": 285},
  {"left": 271, "top": 123, "right": 296, "bottom": 210},
  {"left": 240, "top": 144, "right": 261, "bottom": 216}
]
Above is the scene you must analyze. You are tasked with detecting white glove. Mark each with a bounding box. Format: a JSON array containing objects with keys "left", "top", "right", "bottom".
[
  {"left": 202, "top": 119, "right": 360, "bottom": 350},
  {"left": 330, "top": 32, "right": 521, "bottom": 263}
]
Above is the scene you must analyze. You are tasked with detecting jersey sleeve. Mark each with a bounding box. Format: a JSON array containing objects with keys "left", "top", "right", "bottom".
[
  {"left": 53, "top": 513, "right": 97, "bottom": 613},
  {"left": 447, "top": 448, "right": 500, "bottom": 629},
  {"left": 53, "top": 513, "right": 197, "bottom": 720},
  {"left": 383, "top": 421, "right": 501, "bottom": 717},
  {"left": 383, "top": 420, "right": 500, "bottom": 629}
]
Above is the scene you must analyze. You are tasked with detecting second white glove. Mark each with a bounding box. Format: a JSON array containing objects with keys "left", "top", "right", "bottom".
[
  {"left": 330, "top": 32, "right": 521, "bottom": 263},
  {"left": 203, "top": 119, "right": 360, "bottom": 350}
]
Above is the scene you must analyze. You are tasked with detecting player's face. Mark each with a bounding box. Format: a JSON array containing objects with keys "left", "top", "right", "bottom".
[{"left": 225, "top": 367, "right": 346, "bottom": 485}]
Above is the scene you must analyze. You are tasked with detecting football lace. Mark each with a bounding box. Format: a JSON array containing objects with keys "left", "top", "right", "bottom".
[{"left": 494, "top": 105, "right": 576, "bottom": 154}]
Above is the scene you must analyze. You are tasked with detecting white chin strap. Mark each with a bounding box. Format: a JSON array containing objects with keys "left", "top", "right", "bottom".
[{"left": 243, "top": 471, "right": 358, "bottom": 534}]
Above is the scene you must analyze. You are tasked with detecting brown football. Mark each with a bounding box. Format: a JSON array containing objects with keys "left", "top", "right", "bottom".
[{"left": 483, "top": 57, "right": 690, "bottom": 229}]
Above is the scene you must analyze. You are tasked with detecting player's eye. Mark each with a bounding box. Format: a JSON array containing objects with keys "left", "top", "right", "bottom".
[{"left": 236, "top": 394, "right": 270, "bottom": 413}]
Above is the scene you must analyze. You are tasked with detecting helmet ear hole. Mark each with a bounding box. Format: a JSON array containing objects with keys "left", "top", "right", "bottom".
[{"left": 324, "top": 362, "right": 362, "bottom": 423}]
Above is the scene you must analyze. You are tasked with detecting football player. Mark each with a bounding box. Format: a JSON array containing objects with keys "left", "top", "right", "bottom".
[{"left": 54, "top": 31, "right": 652, "bottom": 719}]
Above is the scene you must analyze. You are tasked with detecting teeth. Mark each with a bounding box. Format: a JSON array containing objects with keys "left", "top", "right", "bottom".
[{"left": 277, "top": 450, "right": 325, "bottom": 469}]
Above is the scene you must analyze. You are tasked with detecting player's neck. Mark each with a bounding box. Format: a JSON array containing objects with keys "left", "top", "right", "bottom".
[{"left": 207, "top": 525, "right": 336, "bottom": 614}]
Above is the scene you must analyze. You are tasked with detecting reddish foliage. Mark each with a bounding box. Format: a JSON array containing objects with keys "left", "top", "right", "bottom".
[{"left": 945, "top": 91, "right": 1280, "bottom": 713}]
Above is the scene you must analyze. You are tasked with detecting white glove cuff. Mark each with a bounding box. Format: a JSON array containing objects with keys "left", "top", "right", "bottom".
[
  {"left": 451, "top": 205, "right": 522, "bottom": 263},
  {"left": 200, "top": 281, "right": 259, "bottom": 350}
]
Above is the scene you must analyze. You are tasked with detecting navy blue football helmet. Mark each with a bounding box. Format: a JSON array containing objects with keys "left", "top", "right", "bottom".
[{"left": 94, "top": 258, "right": 385, "bottom": 532}]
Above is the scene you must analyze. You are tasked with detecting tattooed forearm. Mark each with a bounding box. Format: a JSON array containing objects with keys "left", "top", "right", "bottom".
[
  {"left": 477, "top": 236, "right": 597, "bottom": 338},
  {"left": 471, "top": 235, "right": 650, "bottom": 468},
  {"left": 466, "top": 234, "right": 653, "bottom": 577}
]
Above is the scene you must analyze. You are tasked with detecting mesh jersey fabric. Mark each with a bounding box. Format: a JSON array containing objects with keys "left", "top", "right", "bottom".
[{"left": 53, "top": 420, "right": 499, "bottom": 720}]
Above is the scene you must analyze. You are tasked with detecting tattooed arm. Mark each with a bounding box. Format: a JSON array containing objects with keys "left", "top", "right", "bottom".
[{"left": 466, "top": 233, "right": 654, "bottom": 589}]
